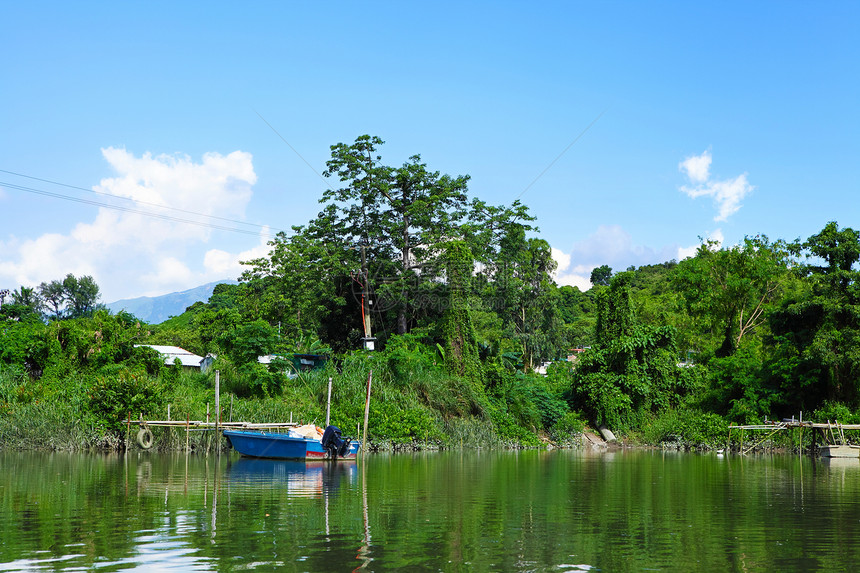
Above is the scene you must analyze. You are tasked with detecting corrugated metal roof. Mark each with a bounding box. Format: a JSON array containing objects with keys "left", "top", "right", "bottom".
[{"left": 134, "top": 344, "right": 204, "bottom": 367}]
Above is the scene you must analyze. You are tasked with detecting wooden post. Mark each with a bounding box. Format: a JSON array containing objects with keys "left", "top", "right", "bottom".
[
  {"left": 326, "top": 377, "right": 333, "bottom": 427},
  {"left": 186, "top": 413, "right": 190, "bottom": 453},
  {"left": 126, "top": 411, "right": 131, "bottom": 451},
  {"left": 361, "top": 246, "right": 372, "bottom": 343},
  {"left": 362, "top": 371, "right": 373, "bottom": 449},
  {"left": 215, "top": 370, "right": 220, "bottom": 432}
]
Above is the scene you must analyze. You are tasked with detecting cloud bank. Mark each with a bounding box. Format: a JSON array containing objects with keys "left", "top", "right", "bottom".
[
  {"left": 679, "top": 150, "right": 753, "bottom": 221},
  {"left": 551, "top": 225, "right": 687, "bottom": 290},
  {"left": 0, "top": 148, "right": 269, "bottom": 301}
]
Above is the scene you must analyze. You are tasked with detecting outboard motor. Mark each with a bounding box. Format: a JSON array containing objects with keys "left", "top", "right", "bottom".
[{"left": 321, "top": 425, "right": 352, "bottom": 460}]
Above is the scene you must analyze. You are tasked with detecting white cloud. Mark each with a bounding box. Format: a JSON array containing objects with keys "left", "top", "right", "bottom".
[
  {"left": 0, "top": 148, "right": 261, "bottom": 301},
  {"left": 677, "top": 229, "right": 724, "bottom": 260},
  {"left": 679, "top": 150, "right": 712, "bottom": 183},
  {"left": 550, "top": 247, "right": 570, "bottom": 273},
  {"left": 204, "top": 228, "right": 272, "bottom": 277},
  {"left": 552, "top": 225, "right": 681, "bottom": 290},
  {"left": 679, "top": 150, "right": 753, "bottom": 221}
]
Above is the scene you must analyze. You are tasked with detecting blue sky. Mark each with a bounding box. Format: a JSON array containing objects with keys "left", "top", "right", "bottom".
[{"left": 1, "top": 2, "right": 858, "bottom": 302}]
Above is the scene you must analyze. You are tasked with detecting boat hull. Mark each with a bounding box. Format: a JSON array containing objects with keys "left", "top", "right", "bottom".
[
  {"left": 223, "top": 429, "right": 360, "bottom": 460},
  {"left": 820, "top": 444, "right": 860, "bottom": 458}
]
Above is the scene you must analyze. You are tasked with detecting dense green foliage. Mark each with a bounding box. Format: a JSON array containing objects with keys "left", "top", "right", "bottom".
[{"left": 3, "top": 136, "right": 860, "bottom": 451}]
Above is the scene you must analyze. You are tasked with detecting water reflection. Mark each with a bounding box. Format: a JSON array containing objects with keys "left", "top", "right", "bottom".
[
  {"left": 4, "top": 450, "right": 860, "bottom": 571},
  {"left": 225, "top": 458, "right": 358, "bottom": 498}
]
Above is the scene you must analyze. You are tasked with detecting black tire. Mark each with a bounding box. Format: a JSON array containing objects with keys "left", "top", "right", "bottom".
[{"left": 136, "top": 428, "right": 154, "bottom": 449}]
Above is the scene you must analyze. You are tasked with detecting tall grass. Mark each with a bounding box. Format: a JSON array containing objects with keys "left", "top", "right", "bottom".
[{"left": 0, "top": 367, "right": 109, "bottom": 450}]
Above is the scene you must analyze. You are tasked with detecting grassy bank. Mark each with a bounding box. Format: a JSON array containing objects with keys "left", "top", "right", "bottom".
[
  {"left": 5, "top": 349, "right": 816, "bottom": 455},
  {"left": 0, "top": 355, "right": 588, "bottom": 453}
]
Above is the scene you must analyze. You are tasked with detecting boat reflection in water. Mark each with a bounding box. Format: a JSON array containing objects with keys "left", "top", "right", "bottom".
[{"left": 226, "top": 457, "right": 357, "bottom": 498}]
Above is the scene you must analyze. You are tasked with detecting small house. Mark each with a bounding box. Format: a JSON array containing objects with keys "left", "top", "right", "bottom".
[{"left": 135, "top": 344, "right": 205, "bottom": 371}]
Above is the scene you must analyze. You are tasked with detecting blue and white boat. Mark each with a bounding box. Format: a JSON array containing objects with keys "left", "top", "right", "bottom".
[{"left": 224, "top": 425, "right": 360, "bottom": 460}]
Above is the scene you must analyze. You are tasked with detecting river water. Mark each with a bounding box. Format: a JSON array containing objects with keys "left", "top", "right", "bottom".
[{"left": 1, "top": 448, "right": 859, "bottom": 572}]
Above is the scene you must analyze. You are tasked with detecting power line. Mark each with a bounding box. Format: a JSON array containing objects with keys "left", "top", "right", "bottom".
[
  {"left": 0, "top": 168, "right": 287, "bottom": 235},
  {"left": 515, "top": 108, "right": 608, "bottom": 200},
  {"left": 0, "top": 180, "right": 276, "bottom": 238},
  {"left": 253, "top": 110, "right": 334, "bottom": 191}
]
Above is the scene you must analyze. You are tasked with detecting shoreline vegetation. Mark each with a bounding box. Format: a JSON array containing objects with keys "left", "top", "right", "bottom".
[{"left": 4, "top": 137, "right": 860, "bottom": 456}]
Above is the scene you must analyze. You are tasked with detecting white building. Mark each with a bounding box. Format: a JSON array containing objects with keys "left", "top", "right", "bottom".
[{"left": 135, "top": 345, "right": 205, "bottom": 370}]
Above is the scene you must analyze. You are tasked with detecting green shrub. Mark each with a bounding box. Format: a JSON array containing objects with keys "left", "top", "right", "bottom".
[
  {"left": 812, "top": 401, "right": 860, "bottom": 425},
  {"left": 366, "top": 401, "right": 445, "bottom": 443},
  {"left": 385, "top": 332, "right": 440, "bottom": 381},
  {"left": 86, "top": 369, "right": 164, "bottom": 436},
  {"left": 550, "top": 411, "right": 586, "bottom": 443},
  {"left": 527, "top": 383, "right": 569, "bottom": 430},
  {"left": 488, "top": 401, "right": 542, "bottom": 447},
  {"left": 641, "top": 408, "right": 728, "bottom": 448}
]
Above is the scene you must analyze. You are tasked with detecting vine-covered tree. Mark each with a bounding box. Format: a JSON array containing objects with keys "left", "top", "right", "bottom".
[{"left": 568, "top": 272, "right": 690, "bottom": 429}]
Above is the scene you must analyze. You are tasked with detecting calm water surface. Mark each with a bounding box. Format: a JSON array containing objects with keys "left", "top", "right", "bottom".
[{"left": 1, "top": 448, "right": 859, "bottom": 572}]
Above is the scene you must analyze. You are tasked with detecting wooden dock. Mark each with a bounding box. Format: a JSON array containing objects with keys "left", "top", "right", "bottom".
[
  {"left": 729, "top": 419, "right": 860, "bottom": 455},
  {"left": 140, "top": 420, "right": 299, "bottom": 430}
]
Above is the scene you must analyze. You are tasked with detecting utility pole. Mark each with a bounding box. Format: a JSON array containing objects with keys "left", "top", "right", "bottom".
[{"left": 360, "top": 245, "right": 376, "bottom": 350}]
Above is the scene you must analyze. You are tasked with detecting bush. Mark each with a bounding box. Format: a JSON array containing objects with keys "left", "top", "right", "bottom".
[
  {"left": 640, "top": 408, "right": 728, "bottom": 448},
  {"left": 86, "top": 369, "right": 164, "bottom": 436},
  {"left": 527, "top": 383, "right": 570, "bottom": 430},
  {"left": 812, "top": 401, "right": 860, "bottom": 425},
  {"left": 550, "top": 411, "right": 586, "bottom": 443},
  {"left": 385, "top": 333, "right": 441, "bottom": 381},
  {"left": 488, "top": 401, "right": 542, "bottom": 447},
  {"left": 366, "top": 401, "right": 445, "bottom": 443}
]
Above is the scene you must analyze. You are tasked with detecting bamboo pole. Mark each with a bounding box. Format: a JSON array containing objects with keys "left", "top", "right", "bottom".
[
  {"left": 215, "top": 371, "right": 220, "bottom": 432},
  {"left": 326, "top": 377, "right": 333, "bottom": 427},
  {"left": 742, "top": 425, "right": 786, "bottom": 455}
]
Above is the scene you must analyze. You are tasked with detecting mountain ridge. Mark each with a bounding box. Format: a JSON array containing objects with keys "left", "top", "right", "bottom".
[{"left": 105, "top": 280, "right": 238, "bottom": 324}]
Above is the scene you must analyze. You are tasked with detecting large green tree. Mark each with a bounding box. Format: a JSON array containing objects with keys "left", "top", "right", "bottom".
[
  {"left": 321, "top": 135, "right": 471, "bottom": 335},
  {"left": 768, "top": 222, "right": 860, "bottom": 409},
  {"left": 673, "top": 236, "right": 790, "bottom": 358},
  {"left": 35, "top": 274, "right": 102, "bottom": 320},
  {"left": 241, "top": 218, "right": 353, "bottom": 346},
  {"left": 62, "top": 274, "right": 102, "bottom": 319}
]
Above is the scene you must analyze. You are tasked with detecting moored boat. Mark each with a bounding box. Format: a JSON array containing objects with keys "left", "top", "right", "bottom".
[
  {"left": 820, "top": 444, "right": 860, "bottom": 458},
  {"left": 224, "top": 424, "right": 360, "bottom": 460}
]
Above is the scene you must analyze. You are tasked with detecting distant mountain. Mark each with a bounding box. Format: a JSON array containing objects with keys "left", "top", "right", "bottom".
[{"left": 105, "top": 280, "right": 238, "bottom": 324}]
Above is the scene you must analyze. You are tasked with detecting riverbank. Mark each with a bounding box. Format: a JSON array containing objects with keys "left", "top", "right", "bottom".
[{"left": 0, "top": 360, "right": 797, "bottom": 455}]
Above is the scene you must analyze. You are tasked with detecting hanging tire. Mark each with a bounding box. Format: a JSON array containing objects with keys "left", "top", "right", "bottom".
[{"left": 136, "top": 428, "right": 154, "bottom": 449}]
